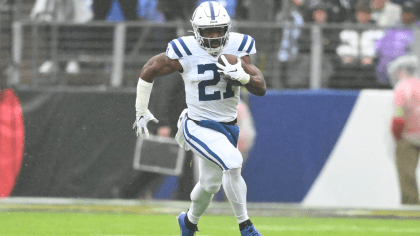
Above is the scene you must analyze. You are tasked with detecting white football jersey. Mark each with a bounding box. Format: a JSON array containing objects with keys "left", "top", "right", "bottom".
[{"left": 165, "top": 32, "right": 256, "bottom": 123}]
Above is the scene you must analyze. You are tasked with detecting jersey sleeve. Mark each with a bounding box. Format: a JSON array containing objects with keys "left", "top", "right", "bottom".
[
  {"left": 235, "top": 34, "right": 257, "bottom": 57},
  {"left": 165, "top": 37, "right": 194, "bottom": 73},
  {"left": 165, "top": 37, "right": 193, "bottom": 60}
]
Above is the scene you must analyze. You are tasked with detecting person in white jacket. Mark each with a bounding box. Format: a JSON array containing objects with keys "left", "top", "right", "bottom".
[{"left": 370, "top": 0, "right": 402, "bottom": 27}]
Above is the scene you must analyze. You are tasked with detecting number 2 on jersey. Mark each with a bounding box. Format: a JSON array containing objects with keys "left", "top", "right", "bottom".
[{"left": 198, "top": 63, "right": 234, "bottom": 101}]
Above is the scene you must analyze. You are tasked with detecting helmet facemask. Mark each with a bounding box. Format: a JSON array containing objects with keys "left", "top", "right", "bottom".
[
  {"left": 190, "top": 1, "right": 232, "bottom": 56},
  {"left": 193, "top": 25, "right": 230, "bottom": 56}
]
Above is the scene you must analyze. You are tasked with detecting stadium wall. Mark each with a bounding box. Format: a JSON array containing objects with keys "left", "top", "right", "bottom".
[
  {"left": 155, "top": 89, "right": 419, "bottom": 208},
  {"left": 11, "top": 90, "right": 138, "bottom": 199},
  {"left": 245, "top": 89, "right": 409, "bottom": 208},
  {"left": 10, "top": 89, "right": 420, "bottom": 207}
]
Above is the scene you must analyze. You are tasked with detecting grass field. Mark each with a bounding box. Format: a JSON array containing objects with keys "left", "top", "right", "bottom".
[
  {"left": 1, "top": 198, "right": 420, "bottom": 236},
  {"left": 2, "top": 211, "right": 420, "bottom": 236}
]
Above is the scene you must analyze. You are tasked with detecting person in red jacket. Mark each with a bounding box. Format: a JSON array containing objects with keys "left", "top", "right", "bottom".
[
  {"left": 389, "top": 54, "right": 420, "bottom": 205},
  {"left": 0, "top": 80, "right": 25, "bottom": 198}
]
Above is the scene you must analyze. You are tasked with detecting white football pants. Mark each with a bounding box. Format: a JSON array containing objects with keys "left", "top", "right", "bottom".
[{"left": 182, "top": 119, "right": 249, "bottom": 224}]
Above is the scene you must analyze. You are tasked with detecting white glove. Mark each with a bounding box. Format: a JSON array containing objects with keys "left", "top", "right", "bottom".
[
  {"left": 133, "top": 109, "right": 159, "bottom": 139},
  {"left": 216, "top": 56, "right": 250, "bottom": 85}
]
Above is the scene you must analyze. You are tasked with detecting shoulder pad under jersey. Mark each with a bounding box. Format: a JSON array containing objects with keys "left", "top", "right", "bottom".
[
  {"left": 166, "top": 37, "right": 195, "bottom": 59},
  {"left": 224, "top": 32, "right": 256, "bottom": 56}
]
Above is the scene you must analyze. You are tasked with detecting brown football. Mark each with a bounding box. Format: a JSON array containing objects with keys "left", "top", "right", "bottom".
[
  {"left": 217, "top": 54, "right": 245, "bottom": 86},
  {"left": 218, "top": 54, "right": 239, "bottom": 66}
]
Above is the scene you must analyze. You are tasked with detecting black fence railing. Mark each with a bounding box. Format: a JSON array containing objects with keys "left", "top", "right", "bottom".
[{"left": 9, "top": 20, "right": 419, "bottom": 89}]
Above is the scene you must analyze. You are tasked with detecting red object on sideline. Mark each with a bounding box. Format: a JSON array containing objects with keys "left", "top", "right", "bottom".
[
  {"left": 0, "top": 89, "right": 25, "bottom": 198},
  {"left": 392, "top": 117, "right": 405, "bottom": 141}
]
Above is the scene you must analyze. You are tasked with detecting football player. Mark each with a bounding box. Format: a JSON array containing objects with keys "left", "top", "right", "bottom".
[{"left": 133, "top": 2, "right": 266, "bottom": 235}]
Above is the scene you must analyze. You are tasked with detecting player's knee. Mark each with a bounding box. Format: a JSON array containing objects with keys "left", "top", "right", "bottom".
[
  {"left": 201, "top": 182, "right": 221, "bottom": 194},
  {"left": 226, "top": 148, "right": 243, "bottom": 168},
  {"left": 224, "top": 167, "right": 242, "bottom": 178}
]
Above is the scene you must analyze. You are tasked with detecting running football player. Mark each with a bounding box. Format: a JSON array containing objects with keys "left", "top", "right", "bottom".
[{"left": 133, "top": 2, "right": 266, "bottom": 235}]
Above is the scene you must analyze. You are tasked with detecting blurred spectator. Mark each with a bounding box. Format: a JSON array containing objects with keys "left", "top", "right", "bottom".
[
  {"left": 30, "top": 0, "right": 93, "bottom": 75},
  {"left": 276, "top": 0, "right": 304, "bottom": 88},
  {"left": 346, "top": 0, "right": 367, "bottom": 22},
  {"left": 235, "top": 0, "right": 250, "bottom": 20},
  {"left": 332, "top": 0, "right": 385, "bottom": 88},
  {"left": 336, "top": 0, "right": 384, "bottom": 68},
  {"left": 312, "top": 3, "right": 329, "bottom": 23},
  {"left": 400, "top": 0, "right": 419, "bottom": 24},
  {"left": 92, "top": 0, "right": 166, "bottom": 72},
  {"left": 93, "top": 0, "right": 138, "bottom": 21},
  {"left": 0, "top": 73, "right": 24, "bottom": 198},
  {"left": 352, "top": 0, "right": 373, "bottom": 24},
  {"left": 277, "top": 0, "right": 305, "bottom": 60},
  {"left": 0, "top": 87, "right": 24, "bottom": 198},
  {"left": 275, "top": 0, "right": 304, "bottom": 22},
  {"left": 137, "top": 0, "right": 167, "bottom": 50},
  {"left": 282, "top": 1, "right": 340, "bottom": 88},
  {"left": 242, "top": 0, "right": 275, "bottom": 87},
  {"left": 370, "top": 0, "right": 402, "bottom": 27},
  {"left": 157, "top": 0, "right": 196, "bottom": 22},
  {"left": 355, "top": 0, "right": 374, "bottom": 24},
  {"left": 389, "top": 54, "right": 420, "bottom": 205},
  {"left": 137, "top": 0, "right": 165, "bottom": 22},
  {"left": 157, "top": 0, "right": 195, "bottom": 45},
  {"left": 374, "top": 0, "right": 420, "bottom": 84},
  {"left": 303, "top": 0, "right": 352, "bottom": 23},
  {"left": 101, "top": 0, "right": 166, "bottom": 23},
  {"left": 387, "top": 54, "right": 418, "bottom": 86}
]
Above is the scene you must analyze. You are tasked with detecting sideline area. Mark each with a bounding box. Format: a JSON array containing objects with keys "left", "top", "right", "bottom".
[{"left": 1, "top": 197, "right": 420, "bottom": 219}]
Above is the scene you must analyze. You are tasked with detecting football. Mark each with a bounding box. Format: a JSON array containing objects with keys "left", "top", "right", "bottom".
[
  {"left": 217, "top": 54, "right": 244, "bottom": 86},
  {"left": 218, "top": 54, "right": 239, "bottom": 67}
]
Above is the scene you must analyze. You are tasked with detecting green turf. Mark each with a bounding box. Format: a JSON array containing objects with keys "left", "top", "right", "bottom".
[{"left": 1, "top": 212, "right": 420, "bottom": 236}]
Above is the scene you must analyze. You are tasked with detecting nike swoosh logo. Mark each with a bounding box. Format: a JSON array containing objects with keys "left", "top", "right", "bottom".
[{"left": 228, "top": 69, "right": 237, "bottom": 73}]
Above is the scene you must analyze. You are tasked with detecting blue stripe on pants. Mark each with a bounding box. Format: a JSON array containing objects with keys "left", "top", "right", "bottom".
[{"left": 183, "top": 119, "right": 229, "bottom": 171}]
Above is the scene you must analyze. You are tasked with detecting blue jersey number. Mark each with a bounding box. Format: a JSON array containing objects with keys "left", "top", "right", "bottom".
[{"left": 198, "top": 64, "right": 235, "bottom": 101}]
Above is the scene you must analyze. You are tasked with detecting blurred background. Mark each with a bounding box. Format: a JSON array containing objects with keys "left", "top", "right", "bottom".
[{"left": 1, "top": 0, "right": 420, "bottom": 209}]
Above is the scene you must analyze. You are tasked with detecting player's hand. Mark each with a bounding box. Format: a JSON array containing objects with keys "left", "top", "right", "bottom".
[
  {"left": 133, "top": 109, "right": 159, "bottom": 139},
  {"left": 216, "top": 56, "right": 250, "bottom": 85}
]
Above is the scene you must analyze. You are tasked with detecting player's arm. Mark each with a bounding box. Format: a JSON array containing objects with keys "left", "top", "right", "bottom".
[
  {"left": 133, "top": 53, "right": 182, "bottom": 138},
  {"left": 216, "top": 55, "right": 266, "bottom": 96},
  {"left": 241, "top": 55, "right": 266, "bottom": 96},
  {"left": 139, "top": 53, "right": 183, "bottom": 82}
]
